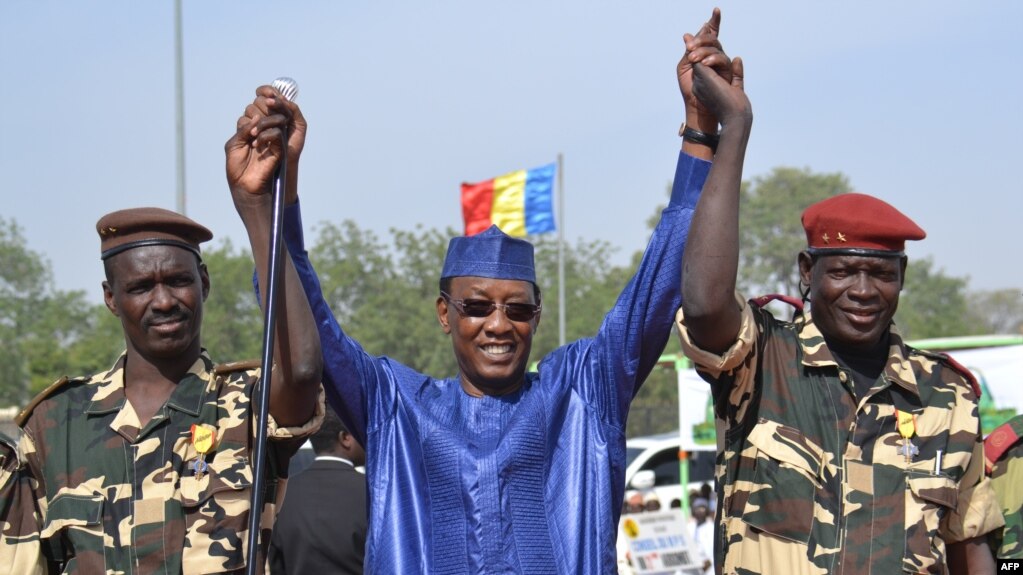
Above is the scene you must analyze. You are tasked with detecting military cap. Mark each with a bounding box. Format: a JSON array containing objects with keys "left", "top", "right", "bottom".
[
  {"left": 441, "top": 224, "right": 536, "bottom": 283},
  {"left": 97, "top": 207, "right": 213, "bottom": 260},
  {"left": 802, "top": 193, "right": 925, "bottom": 257}
]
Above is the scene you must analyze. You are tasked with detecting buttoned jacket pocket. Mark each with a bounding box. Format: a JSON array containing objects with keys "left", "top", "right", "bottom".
[
  {"left": 40, "top": 493, "right": 106, "bottom": 573},
  {"left": 741, "top": 419, "right": 824, "bottom": 544},
  {"left": 180, "top": 455, "right": 253, "bottom": 574},
  {"left": 903, "top": 472, "right": 957, "bottom": 573}
]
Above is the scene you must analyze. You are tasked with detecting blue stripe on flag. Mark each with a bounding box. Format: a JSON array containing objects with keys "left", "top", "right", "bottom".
[{"left": 523, "top": 163, "right": 556, "bottom": 234}]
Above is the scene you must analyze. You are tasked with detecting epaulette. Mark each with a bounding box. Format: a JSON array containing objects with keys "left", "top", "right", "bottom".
[
  {"left": 750, "top": 294, "right": 804, "bottom": 313},
  {"left": 15, "top": 376, "right": 71, "bottom": 428},
  {"left": 984, "top": 416, "right": 1023, "bottom": 474},
  {"left": 214, "top": 359, "right": 262, "bottom": 376},
  {"left": 912, "top": 349, "right": 982, "bottom": 399}
]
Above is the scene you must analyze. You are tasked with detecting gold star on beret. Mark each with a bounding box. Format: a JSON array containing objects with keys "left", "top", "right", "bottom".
[{"left": 802, "top": 193, "right": 925, "bottom": 256}]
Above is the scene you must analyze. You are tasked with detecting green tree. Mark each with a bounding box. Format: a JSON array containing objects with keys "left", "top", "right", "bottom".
[
  {"left": 894, "top": 257, "right": 985, "bottom": 340},
  {"left": 64, "top": 304, "right": 124, "bottom": 378},
  {"left": 969, "top": 288, "right": 1023, "bottom": 335},
  {"left": 200, "top": 239, "right": 264, "bottom": 362},
  {"left": 0, "top": 218, "right": 95, "bottom": 404},
  {"left": 737, "top": 167, "right": 852, "bottom": 297},
  {"left": 307, "top": 220, "right": 455, "bottom": 375},
  {"left": 531, "top": 235, "right": 633, "bottom": 360},
  {"left": 346, "top": 224, "right": 455, "bottom": 375}
]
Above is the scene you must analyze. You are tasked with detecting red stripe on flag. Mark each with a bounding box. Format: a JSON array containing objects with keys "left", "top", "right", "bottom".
[{"left": 461, "top": 179, "right": 495, "bottom": 236}]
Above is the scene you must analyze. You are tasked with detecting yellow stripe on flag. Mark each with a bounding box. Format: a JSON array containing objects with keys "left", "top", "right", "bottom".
[{"left": 491, "top": 170, "right": 527, "bottom": 236}]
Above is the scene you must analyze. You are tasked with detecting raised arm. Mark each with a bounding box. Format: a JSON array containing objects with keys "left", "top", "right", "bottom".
[
  {"left": 225, "top": 86, "right": 322, "bottom": 427},
  {"left": 679, "top": 25, "right": 752, "bottom": 355},
  {"left": 237, "top": 93, "right": 386, "bottom": 445},
  {"left": 568, "top": 11, "right": 736, "bottom": 421}
]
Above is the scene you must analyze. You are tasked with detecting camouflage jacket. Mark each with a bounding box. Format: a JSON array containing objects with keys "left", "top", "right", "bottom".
[
  {"left": 1, "top": 431, "right": 40, "bottom": 574},
  {"left": 985, "top": 414, "right": 1023, "bottom": 559},
  {"left": 11, "top": 351, "right": 323, "bottom": 575},
  {"left": 675, "top": 298, "right": 1003, "bottom": 575}
]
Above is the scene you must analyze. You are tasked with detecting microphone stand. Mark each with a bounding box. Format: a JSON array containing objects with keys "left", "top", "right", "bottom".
[{"left": 245, "top": 120, "right": 288, "bottom": 575}]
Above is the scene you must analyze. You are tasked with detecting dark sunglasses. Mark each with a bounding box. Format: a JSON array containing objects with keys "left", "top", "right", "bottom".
[{"left": 440, "top": 291, "right": 541, "bottom": 322}]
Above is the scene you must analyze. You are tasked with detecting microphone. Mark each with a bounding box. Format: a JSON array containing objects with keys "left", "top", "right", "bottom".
[{"left": 271, "top": 77, "right": 299, "bottom": 102}]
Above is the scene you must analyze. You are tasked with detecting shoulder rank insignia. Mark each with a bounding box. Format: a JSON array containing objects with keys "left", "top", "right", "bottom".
[
  {"left": 16, "top": 376, "right": 71, "bottom": 428},
  {"left": 213, "top": 359, "right": 263, "bottom": 376},
  {"left": 984, "top": 416, "right": 1023, "bottom": 473},
  {"left": 750, "top": 293, "right": 805, "bottom": 312}
]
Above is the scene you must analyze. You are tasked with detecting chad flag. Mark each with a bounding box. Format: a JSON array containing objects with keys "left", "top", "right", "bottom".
[{"left": 461, "top": 163, "right": 556, "bottom": 237}]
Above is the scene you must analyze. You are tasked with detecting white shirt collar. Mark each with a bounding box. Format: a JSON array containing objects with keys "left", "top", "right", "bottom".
[{"left": 314, "top": 455, "right": 354, "bottom": 467}]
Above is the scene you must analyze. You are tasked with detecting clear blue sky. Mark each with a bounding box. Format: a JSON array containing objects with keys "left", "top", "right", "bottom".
[{"left": 2, "top": 1, "right": 1021, "bottom": 303}]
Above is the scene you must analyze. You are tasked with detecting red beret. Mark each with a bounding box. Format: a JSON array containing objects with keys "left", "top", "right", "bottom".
[
  {"left": 97, "top": 207, "right": 213, "bottom": 260},
  {"left": 801, "top": 193, "right": 925, "bottom": 256}
]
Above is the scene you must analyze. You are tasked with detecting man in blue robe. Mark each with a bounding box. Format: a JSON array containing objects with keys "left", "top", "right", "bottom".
[{"left": 239, "top": 9, "right": 744, "bottom": 573}]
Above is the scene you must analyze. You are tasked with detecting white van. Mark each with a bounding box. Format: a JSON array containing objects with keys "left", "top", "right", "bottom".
[{"left": 624, "top": 432, "right": 716, "bottom": 510}]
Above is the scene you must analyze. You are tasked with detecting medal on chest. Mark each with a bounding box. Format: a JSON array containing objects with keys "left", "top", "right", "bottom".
[
  {"left": 190, "top": 423, "right": 217, "bottom": 480},
  {"left": 895, "top": 409, "right": 918, "bottom": 463}
]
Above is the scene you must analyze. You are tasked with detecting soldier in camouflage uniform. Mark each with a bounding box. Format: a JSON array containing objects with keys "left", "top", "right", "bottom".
[
  {"left": 6, "top": 86, "right": 324, "bottom": 574},
  {"left": 673, "top": 46, "right": 1002, "bottom": 574},
  {"left": 985, "top": 414, "right": 1023, "bottom": 559}
]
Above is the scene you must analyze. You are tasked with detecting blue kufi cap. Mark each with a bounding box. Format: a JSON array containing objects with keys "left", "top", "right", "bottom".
[{"left": 441, "top": 225, "right": 536, "bottom": 283}]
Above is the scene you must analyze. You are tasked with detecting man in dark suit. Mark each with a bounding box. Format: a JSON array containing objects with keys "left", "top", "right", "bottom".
[{"left": 269, "top": 406, "right": 368, "bottom": 574}]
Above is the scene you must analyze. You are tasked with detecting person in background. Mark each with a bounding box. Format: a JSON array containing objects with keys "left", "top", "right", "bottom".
[
  {"left": 643, "top": 491, "right": 662, "bottom": 512},
  {"left": 985, "top": 413, "right": 1023, "bottom": 560},
  {"left": 698, "top": 482, "right": 715, "bottom": 513},
  {"left": 270, "top": 405, "right": 368, "bottom": 574},
  {"left": 690, "top": 498, "right": 714, "bottom": 574},
  {"left": 624, "top": 490, "right": 645, "bottom": 514},
  {"left": 617, "top": 490, "right": 644, "bottom": 574}
]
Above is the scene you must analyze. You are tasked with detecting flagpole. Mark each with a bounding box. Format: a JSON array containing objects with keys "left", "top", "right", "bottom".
[
  {"left": 557, "top": 153, "right": 565, "bottom": 346},
  {"left": 174, "top": 0, "right": 186, "bottom": 215}
]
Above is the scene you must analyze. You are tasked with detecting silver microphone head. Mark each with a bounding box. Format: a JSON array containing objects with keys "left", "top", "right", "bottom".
[{"left": 271, "top": 77, "right": 299, "bottom": 102}]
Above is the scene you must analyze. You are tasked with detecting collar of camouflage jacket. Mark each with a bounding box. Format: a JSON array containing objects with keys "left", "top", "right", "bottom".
[
  {"left": 84, "top": 352, "right": 217, "bottom": 440},
  {"left": 795, "top": 312, "right": 920, "bottom": 399}
]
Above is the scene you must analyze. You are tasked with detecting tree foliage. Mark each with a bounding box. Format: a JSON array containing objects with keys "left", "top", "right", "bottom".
[
  {"left": 894, "top": 257, "right": 984, "bottom": 340},
  {"left": 969, "top": 289, "right": 1023, "bottom": 335},
  {"left": 307, "top": 220, "right": 455, "bottom": 375},
  {"left": 63, "top": 305, "right": 124, "bottom": 380},
  {"left": 200, "top": 239, "right": 264, "bottom": 362},
  {"left": 737, "top": 167, "right": 852, "bottom": 296},
  {"left": 531, "top": 235, "right": 632, "bottom": 360},
  {"left": 0, "top": 218, "right": 95, "bottom": 403}
]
